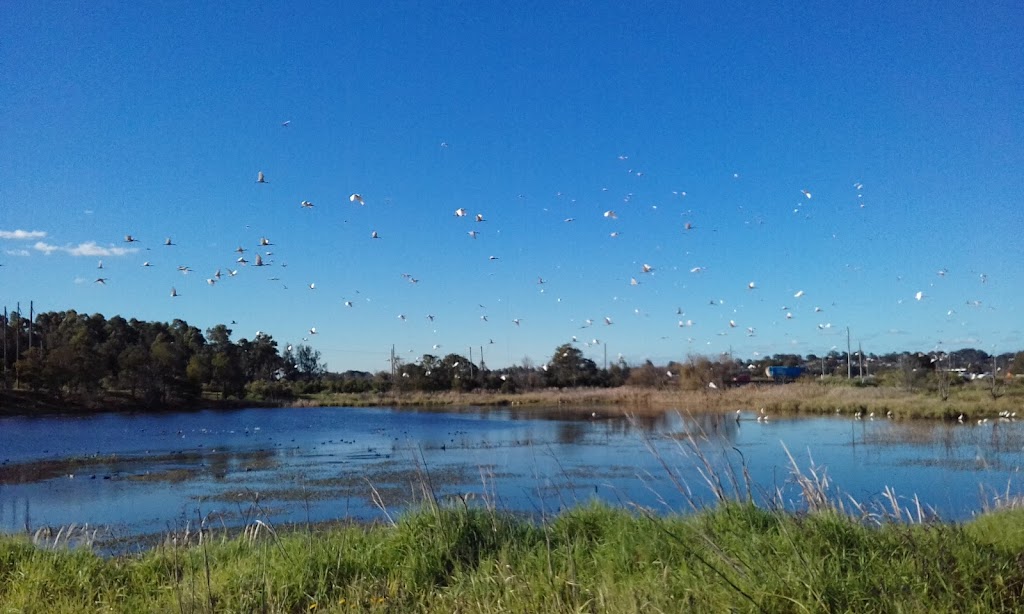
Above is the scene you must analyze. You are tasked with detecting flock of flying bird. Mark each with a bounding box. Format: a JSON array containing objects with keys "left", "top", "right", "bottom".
[{"left": 57, "top": 124, "right": 1000, "bottom": 371}]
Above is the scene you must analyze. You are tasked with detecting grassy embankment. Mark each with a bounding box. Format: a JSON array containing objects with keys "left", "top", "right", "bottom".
[{"left": 3, "top": 492, "right": 1024, "bottom": 612}]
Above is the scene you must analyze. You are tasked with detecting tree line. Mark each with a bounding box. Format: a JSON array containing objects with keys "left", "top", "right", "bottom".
[
  {"left": 1, "top": 309, "right": 1022, "bottom": 408},
  {"left": 1, "top": 310, "right": 325, "bottom": 405}
]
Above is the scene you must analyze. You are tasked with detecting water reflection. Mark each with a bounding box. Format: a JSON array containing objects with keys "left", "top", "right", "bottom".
[{"left": 1, "top": 406, "right": 1023, "bottom": 552}]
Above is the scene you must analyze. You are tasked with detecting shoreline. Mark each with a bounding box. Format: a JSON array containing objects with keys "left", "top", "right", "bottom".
[{"left": 2, "top": 382, "right": 1020, "bottom": 420}]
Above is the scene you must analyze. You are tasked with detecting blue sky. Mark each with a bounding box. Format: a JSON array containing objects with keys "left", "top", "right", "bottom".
[{"left": 2, "top": 1, "right": 1021, "bottom": 372}]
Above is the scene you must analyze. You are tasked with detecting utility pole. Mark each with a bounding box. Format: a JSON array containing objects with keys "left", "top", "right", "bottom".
[
  {"left": 15, "top": 302, "right": 20, "bottom": 389},
  {"left": 858, "top": 342, "right": 864, "bottom": 380},
  {"left": 846, "top": 327, "right": 852, "bottom": 379},
  {"left": 28, "top": 301, "right": 33, "bottom": 355},
  {"left": 2, "top": 306, "right": 7, "bottom": 386},
  {"left": 390, "top": 344, "right": 395, "bottom": 378},
  {"left": 603, "top": 343, "right": 608, "bottom": 371}
]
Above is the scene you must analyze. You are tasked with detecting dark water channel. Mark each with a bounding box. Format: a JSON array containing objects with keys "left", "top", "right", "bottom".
[{"left": 1, "top": 406, "right": 1022, "bottom": 551}]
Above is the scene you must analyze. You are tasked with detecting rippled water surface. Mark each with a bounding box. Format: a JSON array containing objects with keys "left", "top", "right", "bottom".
[{"left": 2, "top": 406, "right": 1022, "bottom": 550}]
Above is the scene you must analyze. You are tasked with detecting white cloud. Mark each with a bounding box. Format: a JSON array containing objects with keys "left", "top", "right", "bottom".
[
  {"left": 33, "top": 241, "right": 60, "bottom": 255},
  {"left": 4, "top": 249, "right": 30, "bottom": 257},
  {"left": 0, "top": 229, "right": 47, "bottom": 240},
  {"left": 66, "top": 241, "right": 138, "bottom": 257},
  {"left": 32, "top": 241, "right": 138, "bottom": 257}
]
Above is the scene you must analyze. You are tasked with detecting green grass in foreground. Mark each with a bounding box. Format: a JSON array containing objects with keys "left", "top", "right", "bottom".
[{"left": 3, "top": 503, "right": 1024, "bottom": 613}]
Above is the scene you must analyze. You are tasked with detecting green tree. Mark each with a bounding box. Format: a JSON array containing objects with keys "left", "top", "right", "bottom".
[
  {"left": 1010, "top": 352, "right": 1024, "bottom": 376},
  {"left": 205, "top": 325, "right": 246, "bottom": 398},
  {"left": 546, "top": 344, "right": 598, "bottom": 388},
  {"left": 294, "top": 344, "right": 325, "bottom": 380}
]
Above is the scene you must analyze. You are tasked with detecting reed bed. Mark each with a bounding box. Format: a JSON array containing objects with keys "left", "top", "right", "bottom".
[
  {"left": 297, "top": 381, "right": 1024, "bottom": 421},
  {"left": 4, "top": 436, "right": 1024, "bottom": 613}
]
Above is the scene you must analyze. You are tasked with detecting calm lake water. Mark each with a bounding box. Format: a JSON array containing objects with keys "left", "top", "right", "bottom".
[{"left": 2, "top": 405, "right": 1022, "bottom": 551}]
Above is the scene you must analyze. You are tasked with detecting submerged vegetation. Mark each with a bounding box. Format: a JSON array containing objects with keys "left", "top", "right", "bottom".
[{"left": 1, "top": 309, "right": 1022, "bottom": 419}]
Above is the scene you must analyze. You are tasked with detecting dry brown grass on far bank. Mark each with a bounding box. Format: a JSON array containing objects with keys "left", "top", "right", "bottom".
[{"left": 297, "top": 380, "right": 1024, "bottom": 421}]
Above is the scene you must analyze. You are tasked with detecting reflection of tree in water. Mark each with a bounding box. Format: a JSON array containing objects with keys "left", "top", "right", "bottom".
[
  {"left": 672, "top": 413, "right": 740, "bottom": 444},
  {"left": 555, "top": 422, "right": 587, "bottom": 444}
]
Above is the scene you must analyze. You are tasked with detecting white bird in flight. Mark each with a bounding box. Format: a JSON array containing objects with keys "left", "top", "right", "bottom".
[
  {"left": 256, "top": 171, "right": 268, "bottom": 183},
  {"left": 301, "top": 200, "right": 314, "bottom": 208},
  {"left": 124, "top": 235, "right": 138, "bottom": 243},
  {"left": 475, "top": 213, "right": 485, "bottom": 222},
  {"left": 454, "top": 208, "right": 467, "bottom": 217},
  {"left": 371, "top": 231, "right": 380, "bottom": 239},
  {"left": 801, "top": 189, "right": 812, "bottom": 199},
  {"left": 170, "top": 287, "right": 178, "bottom": 297},
  {"left": 350, "top": 194, "right": 364, "bottom": 205},
  {"left": 794, "top": 290, "right": 805, "bottom": 298}
]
